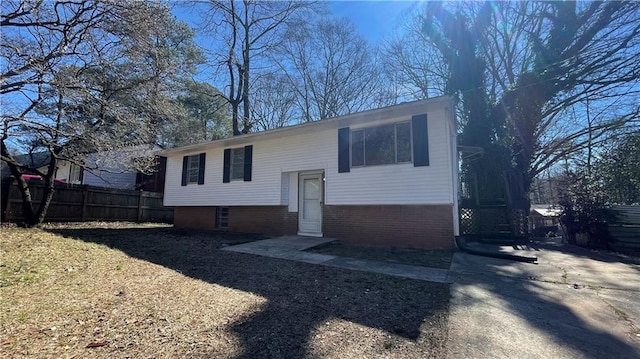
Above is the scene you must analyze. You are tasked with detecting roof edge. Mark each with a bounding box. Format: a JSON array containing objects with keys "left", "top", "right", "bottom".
[{"left": 160, "top": 95, "right": 452, "bottom": 156}]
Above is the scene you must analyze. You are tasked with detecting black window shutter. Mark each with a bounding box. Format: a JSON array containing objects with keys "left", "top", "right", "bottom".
[
  {"left": 243, "top": 145, "right": 253, "bottom": 181},
  {"left": 338, "top": 127, "right": 350, "bottom": 173},
  {"left": 181, "top": 156, "right": 188, "bottom": 186},
  {"left": 412, "top": 114, "right": 429, "bottom": 167},
  {"left": 223, "top": 149, "right": 231, "bottom": 183},
  {"left": 198, "top": 153, "right": 206, "bottom": 185}
]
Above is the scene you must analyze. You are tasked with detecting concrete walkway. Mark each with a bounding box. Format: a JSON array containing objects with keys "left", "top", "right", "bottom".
[{"left": 221, "top": 235, "right": 453, "bottom": 283}]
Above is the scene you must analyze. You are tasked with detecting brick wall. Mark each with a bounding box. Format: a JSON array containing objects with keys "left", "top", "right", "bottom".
[
  {"left": 228, "top": 206, "right": 297, "bottom": 236},
  {"left": 174, "top": 206, "right": 217, "bottom": 230},
  {"left": 323, "top": 204, "right": 455, "bottom": 249},
  {"left": 174, "top": 204, "right": 454, "bottom": 249}
]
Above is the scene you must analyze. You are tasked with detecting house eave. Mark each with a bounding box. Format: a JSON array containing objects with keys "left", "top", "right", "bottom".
[{"left": 160, "top": 95, "right": 453, "bottom": 156}]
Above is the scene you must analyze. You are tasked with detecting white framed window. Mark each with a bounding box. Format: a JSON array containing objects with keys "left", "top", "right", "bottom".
[
  {"left": 230, "top": 148, "right": 244, "bottom": 181},
  {"left": 68, "top": 163, "right": 83, "bottom": 184},
  {"left": 187, "top": 154, "right": 200, "bottom": 184},
  {"left": 351, "top": 122, "right": 412, "bottom": 167}
]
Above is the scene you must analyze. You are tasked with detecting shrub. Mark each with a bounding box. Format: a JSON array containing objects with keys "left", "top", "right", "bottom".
[{"left": 559, "top": 173, "right": 614, "bottom": 249}]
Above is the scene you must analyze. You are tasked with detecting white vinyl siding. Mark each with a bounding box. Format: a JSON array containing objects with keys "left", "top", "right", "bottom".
[
  {"left": 163, "top": 98, "right": 456, "bottom": 207},
  {"left": 83, "top": 171, "right": 137, "bottom": 190},
  {"left": 280, "top": 172, "right": 289, "bottom": 206}
]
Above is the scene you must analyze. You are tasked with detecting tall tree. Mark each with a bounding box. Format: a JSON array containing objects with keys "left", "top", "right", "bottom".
[
  {"left": 249, "top": 73, "right": 297, "bottom": 131},
  {"left": 1, "top": 0, "right": 202, "bottom": 226},
  {"left": 276, "top": 18, "right": 382, "bottom": 122},
  {"left": 163, "top": 79, "right": 231, "bottom": 146},
  {"left": 200, "top": 0, "right": 312, "bottom": 135},
  {"left": 382, "top": 11, "right": 448, "bottom": 100},
  {"left": 593, "top": 132, "right": 640, "bottom": 205},
  {"left": 390, "top": 1, "right": 640, "bottom": 201}
]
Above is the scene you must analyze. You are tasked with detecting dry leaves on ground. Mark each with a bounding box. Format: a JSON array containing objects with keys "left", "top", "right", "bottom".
[{"left": 1, "top": 223, "right": 450, "bottom": 358}]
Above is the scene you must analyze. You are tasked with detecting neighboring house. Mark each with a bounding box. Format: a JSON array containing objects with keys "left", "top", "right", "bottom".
[
  {"left": 1, "top": 148, "right": 166, "bottom": 193},
  {"left": 530, "top": 204, "right": 562, "bottom": 237},
  {"left": 162, "top": 96, "right": 458, "bottom": 249},
  {"left": 81, "top": 147, "right": 165, "bottom": 192},
  {"left": 0, "top": 153, "right": 83, "bottom": 184},
  {"left": 82, "top": 149, "right": 137, "bottom": 190},
  {"left": 54, "top": 161, "right": 84, "bottom": 184}
]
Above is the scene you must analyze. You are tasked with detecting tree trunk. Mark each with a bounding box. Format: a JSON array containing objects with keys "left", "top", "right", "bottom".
[
  {"left": 30, "top": 182, "right": 55, "bottom": 226},
  {"left": 1, "top": 140, "right": 58, "bottom": 227},
  {"left": 231, "top": 101, "right": 241, "bottom": 136},
  {"left": 12, "top": 176, "right": 38, "bottom": 226},
  {"left": 31, "top": 157, "right": 58, "bottom": 226},
  {"left": 241, "top": 8, "right": 251, "bottom": 134}
]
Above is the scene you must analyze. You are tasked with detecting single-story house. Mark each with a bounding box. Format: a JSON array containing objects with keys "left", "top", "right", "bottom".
[
  {"left": 82, "top": 147, "right": 166, "bottom": 192},
  {"left": 530, "top": 204, "right": 563, "bottom": 237},
  {"left": 162, "top": 96, "right": 459, "bottom": 249},
  {"left": 2, "top": 148, "right": 166, "bottom": 193}
]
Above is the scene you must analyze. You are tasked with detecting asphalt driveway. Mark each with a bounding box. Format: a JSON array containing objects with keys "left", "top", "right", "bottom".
[{"left": 446, "top": 238, "right": 640, "bottom": 359}]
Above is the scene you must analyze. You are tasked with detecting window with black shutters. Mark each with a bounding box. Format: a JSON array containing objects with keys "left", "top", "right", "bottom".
[
  {"left": 223, "top": 145, "right": 252, "bottom": 182},
  {"left": 181, "top": 153, "right": 206, "bottom": 186}
]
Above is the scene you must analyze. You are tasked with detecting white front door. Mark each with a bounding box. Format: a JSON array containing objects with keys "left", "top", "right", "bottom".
[{"left": 298, "top": 172, "right": 323, "bottom": 236}]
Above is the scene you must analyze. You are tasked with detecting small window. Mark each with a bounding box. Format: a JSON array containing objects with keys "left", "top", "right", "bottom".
[
  {"left": 230, "top": 148, "right": 244, "bottom": 181},
  {"left": 217, "top": 207, "right": 229, "bottom": 229},
  {"left": 187, "top": 155, "right": 200, "bottom": 184},
  {"left": 182, "top": 153, "right": 205, "bottom": 186},
  {"left": 68, "top": 164, "right": 83, "bottom": 184},
  {"left": 351, "top": 122, "right": 412, "bottom": 167},
  {"left": 223, "top": 146, "right": 252, "bottom": 183}
]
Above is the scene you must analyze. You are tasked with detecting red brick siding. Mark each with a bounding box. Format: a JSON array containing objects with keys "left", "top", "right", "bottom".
[
  {"left": 228, "top": 206, "right": 297, "bottom": 236},
  {"left": 174, "top": 206, "right": 217, "bottom": 230},
  {"left": 323, "top": 205, "right": 454, "bottom": 249},
  {"left": 174, "top": 204, "right": 454, "bottom": 249}
]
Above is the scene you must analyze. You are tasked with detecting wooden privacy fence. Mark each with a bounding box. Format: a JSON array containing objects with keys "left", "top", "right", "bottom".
[
  {"left": 607, "top": 205, "right": 640, "bottom": 252},
  {"left": 2, "top": 181, "right": 173, "bottom": 223}
]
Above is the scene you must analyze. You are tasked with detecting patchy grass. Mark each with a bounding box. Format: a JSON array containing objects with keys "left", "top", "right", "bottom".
[
  {"left": 308, "top": 241, "right": 454, "bottom": 269},
  {"left": 1, "top": 223, "right": 450, "bottom": 358}
]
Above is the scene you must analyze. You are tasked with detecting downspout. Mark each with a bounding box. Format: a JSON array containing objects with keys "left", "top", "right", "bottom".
[{"left": 447, "top": 97, "right": 460, "bottom": 242}]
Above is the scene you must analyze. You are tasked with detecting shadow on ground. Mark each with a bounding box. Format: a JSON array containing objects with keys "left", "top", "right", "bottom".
[
  {"left": 49, "top": 227, "right": 450, "bottom": 358},
  {"left": 448, "top": 237, "right": 640, "bottom": 359}
]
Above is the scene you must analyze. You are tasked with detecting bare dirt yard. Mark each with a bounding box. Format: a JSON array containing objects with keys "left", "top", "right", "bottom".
[
  {"left": 308, "top": 241, "right": 454, "bottom": 269},
  {"left": 1, "top": 223, "right": 450, "bottom": 358}
]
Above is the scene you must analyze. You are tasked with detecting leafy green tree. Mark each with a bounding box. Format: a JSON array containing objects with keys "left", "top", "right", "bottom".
[
  {"left": 164, "top": 79, "right": 232, "bottom": 146},
  {"left": 594, "top": 133, "right": 640, "bottom": 205}
]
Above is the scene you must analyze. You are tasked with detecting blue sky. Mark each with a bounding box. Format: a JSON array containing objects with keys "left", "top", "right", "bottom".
[
  {"left": 327, "top": 1, "right": 419, "bottom": 43},
  {"left": 171, "top": 1, "right": 420, "bottom": 45}
]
